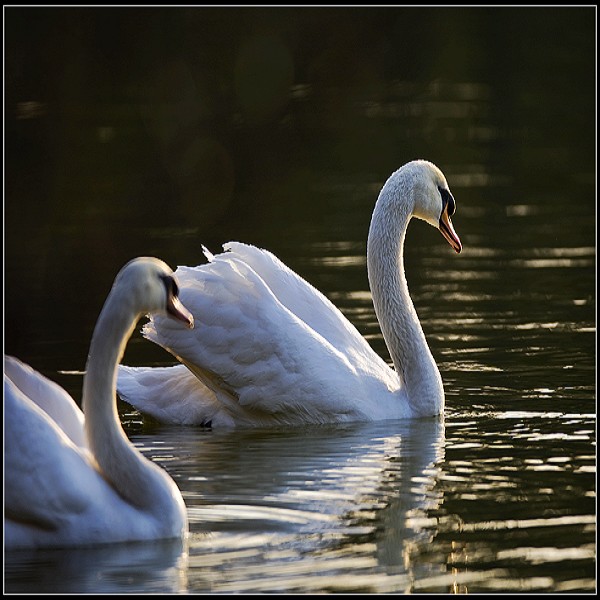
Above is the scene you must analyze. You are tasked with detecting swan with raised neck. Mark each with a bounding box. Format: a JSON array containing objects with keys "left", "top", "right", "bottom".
[
  {"left": 367, "top": 160, "right": 461, "bottom": 417},
  {"left": 83, "top": 258, "right": 193, "bottom": 515},
  {"left": 116, "top": 160, "right": 462, "bottom": 427},
  {"left": 5, "top": 257, "right": 194, "bottom": 548}
]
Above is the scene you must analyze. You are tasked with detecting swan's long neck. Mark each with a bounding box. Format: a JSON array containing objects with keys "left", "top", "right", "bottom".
[
  {"left": 367, "top": 174, "right": 444, "bottom": 416},
  {"left": 82, "top": 288, "right": 177, "bottom": 512}
]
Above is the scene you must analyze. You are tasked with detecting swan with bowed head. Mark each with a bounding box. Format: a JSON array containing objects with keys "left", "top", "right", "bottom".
[
  {"left": 4, "top": 258, "right": 194, "bottom": 549},
  {"left": 117, "top": 160, "right": 462, "bottom": 428}
]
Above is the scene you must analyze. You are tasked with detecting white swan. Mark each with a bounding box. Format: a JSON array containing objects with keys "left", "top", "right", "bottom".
[
  {"left": 117, "top": 160, "right": 462, "bottom": 428},
  {"left": 4, "top": 257, "right": 194, "bottom": 549}
]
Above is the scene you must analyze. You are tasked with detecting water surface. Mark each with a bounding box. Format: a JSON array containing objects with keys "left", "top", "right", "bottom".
[{"left": 4, "top": 6, "right": 595, "bottom": 594}]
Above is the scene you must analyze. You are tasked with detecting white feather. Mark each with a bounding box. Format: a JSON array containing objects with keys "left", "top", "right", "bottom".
[
  {"left": 5, "top": 258, "right": 190, "bottom": 548},
  {"left": 117, "top": 160, "right": 461, "bottom": 428}
]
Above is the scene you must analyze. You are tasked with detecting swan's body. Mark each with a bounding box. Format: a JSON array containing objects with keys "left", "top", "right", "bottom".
[
  {"left": 4, "top": 258, "right": 194, "bottom": 549},
  {"left": 117, "top": 160, "right": 461, "bottom": 428}
]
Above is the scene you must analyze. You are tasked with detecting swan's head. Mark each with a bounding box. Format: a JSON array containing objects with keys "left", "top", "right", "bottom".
[
  {"left": 115, "top": 257, "right": 194, "bottom": 328},
  {"left": 408, "top": 160, "right": 462, "bottom": 253}
]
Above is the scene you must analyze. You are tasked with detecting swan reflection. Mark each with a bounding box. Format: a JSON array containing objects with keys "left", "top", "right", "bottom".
[
  {"left": 174, "top": 417, "right": 446, "bottom": 593},
  {"left": 4, "top": 537, "right": 188, "bottom": 594}
]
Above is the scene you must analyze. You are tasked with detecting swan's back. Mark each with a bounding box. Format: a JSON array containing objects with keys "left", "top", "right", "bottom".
[
  {"left": 4, "top": 355, "right": 86, "bottom": 448},
  {"left": 220, "top": 243, "right": 386, "bottom": 367},
  {"left": 208, "top": 242, "right": 397, "bottom": 383},
  {"left": 4, "top": 374, "right": 174, "bottom": 548},
  {"left": 141, "top": 243, "right": 401, "bottom": 425}
]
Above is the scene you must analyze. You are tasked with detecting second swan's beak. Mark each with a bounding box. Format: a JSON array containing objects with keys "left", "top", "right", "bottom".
[
  {"left": 439, "top": 207, "right": 462, "bottom": 254},
  {"left": 167, "top": 295, "right": 195, "bottom": 329}
]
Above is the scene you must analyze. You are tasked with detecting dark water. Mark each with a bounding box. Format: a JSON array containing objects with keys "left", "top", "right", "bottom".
[{"left": 4, "top": 6, "right": 596, "bottom": 594}]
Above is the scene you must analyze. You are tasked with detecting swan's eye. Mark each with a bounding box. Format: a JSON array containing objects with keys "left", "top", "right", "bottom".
[
  {"left": 160, "top": 275, "right": 179, "bottom": 299},
  {"left": 171, "top": 278, "right": 180, "bottom": 297},
  {"left": 438, "top": 186, "right": 456, "bottom": 216}
]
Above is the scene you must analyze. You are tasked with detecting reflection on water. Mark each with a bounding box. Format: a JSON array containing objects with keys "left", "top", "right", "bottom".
[
  {"left": 431, "top": 413, "right": 596, "bottom": 593},
  {"left": 179, "top": 419, "right": 445, "bottom": 593},
  {"left": 4, "top": 538, "right": 188, "bottom": 593},
  {"left": 5, "top": 414, "right": 594, "bottom": 593}
]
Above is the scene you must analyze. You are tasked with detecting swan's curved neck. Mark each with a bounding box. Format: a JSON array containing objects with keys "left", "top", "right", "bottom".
[
  {"left": 82, "top": 288, "right": 171, "bottom": 511},
  {"left": 366, "top": 174, "right": 444, "bottom": 415}
]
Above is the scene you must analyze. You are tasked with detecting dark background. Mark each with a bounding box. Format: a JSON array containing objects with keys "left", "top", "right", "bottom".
[{"left": 4, "top": 6, "right": 595, "bottom": 382}]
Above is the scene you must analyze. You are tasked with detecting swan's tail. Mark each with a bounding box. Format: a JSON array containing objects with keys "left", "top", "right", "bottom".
[{"left": 117, "top": 363, "right": 236, "bottom": 427}]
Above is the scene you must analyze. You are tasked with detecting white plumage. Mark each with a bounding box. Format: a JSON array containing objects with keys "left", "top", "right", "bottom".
[
  {"left": 117, "top": 160, "right": 462, "bottom": 428},
  {"left": 4, "top": 258, "right": 194, "bottom": 549}
]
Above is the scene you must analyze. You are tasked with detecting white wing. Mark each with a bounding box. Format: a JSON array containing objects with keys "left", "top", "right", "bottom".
[
  {"left": 5, "top": 355, "right": 86, "bottom": 448},
  {"left": 123, "top": 243, "right": 399, "bottom": 426},
  {"left": 219, "top": 242, "right": 387, "bottom": 371},
  {"left": 4, "top": 374, "right": 103, "bottom": 535},
  {"left": 118, "top": 364, "right": 233, "bottom": 426},
  {"left": 5, "top": 367, "right": 179, "bottom": 548}
]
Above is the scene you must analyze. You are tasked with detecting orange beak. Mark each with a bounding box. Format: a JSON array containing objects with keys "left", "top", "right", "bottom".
[
  {"left": 439, "top": 207, "right": 462, "bottom": 253},
  {"left": 167, "top": 293, "right": 195, "bottom": 329}
]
